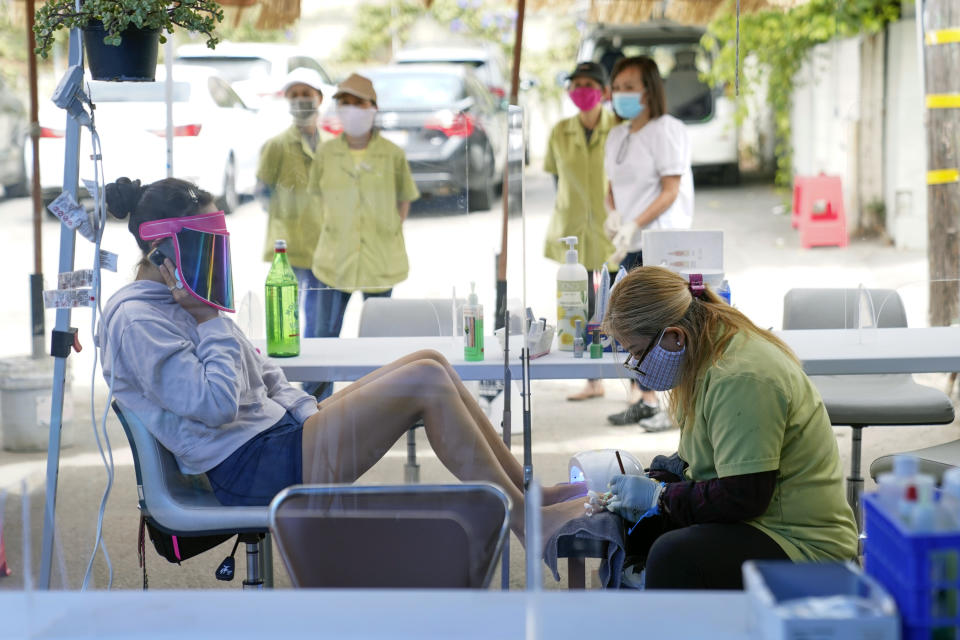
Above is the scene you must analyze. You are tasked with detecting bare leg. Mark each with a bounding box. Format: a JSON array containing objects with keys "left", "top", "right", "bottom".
[
  {"left": 320, "top": 349, "right": 527, "bottom": 492},
  {"left": 302, "top": 358, "right": 530, "bottom": 536}
]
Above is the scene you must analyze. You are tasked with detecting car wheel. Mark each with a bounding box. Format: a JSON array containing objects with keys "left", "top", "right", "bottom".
[
  {"left": 217, "top": 154, "right": 239, "bottom": 214},
  {"left": 722, "top": 163, "right": 740, "bottom": 186},
  {"left": 4, "top": 162, "right": 30, "bottom": 198},
  {"left": 468, "top": 149, "right": 496, "bottom": 212}
]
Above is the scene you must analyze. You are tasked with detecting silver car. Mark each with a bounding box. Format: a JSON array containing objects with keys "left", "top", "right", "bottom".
[{"left": 0, "top": 76, "right": 28, "bottom": 197}]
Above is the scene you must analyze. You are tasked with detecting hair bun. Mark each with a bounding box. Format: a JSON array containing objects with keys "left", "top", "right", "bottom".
[{"left": 105, "top": 177, "right": 144, "bottom": 219}]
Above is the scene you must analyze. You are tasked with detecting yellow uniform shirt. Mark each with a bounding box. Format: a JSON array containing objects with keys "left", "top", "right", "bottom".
[
  {"left": 256, "top": 125, "right": 328, "bottom": 268},
  {"left": 543, "top": 108, "right": 618, "bottom": 271},
  {"left": 308, "top": 132, "right": 420, "bottom": 294},
  {"left": 678, "top": 332, "right": 859, "bottom": 562}
]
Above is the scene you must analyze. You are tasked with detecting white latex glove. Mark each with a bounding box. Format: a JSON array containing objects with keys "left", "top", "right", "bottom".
[
  {"left": 612, "top": 223, "right": 636, "bottom": 252},
  {"left": 603, "top": 210, "right": 621, "bottom": 240}
]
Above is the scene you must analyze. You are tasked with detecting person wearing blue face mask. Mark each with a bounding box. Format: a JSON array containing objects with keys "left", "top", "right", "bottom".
[
  {"left": 603, "top": 56, "right": 695, "bottom": 431},
  {"left": 599, "top": 266, "right": 858, "bottom": 590}
]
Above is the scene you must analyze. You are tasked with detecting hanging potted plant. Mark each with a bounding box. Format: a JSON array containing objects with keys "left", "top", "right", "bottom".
[{"left": 34, "top": 0, "right": 224, "bottom": 82}]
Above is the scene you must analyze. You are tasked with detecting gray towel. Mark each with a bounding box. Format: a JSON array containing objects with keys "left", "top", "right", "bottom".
[{"left": 543, "top": 512, "right": 626, "bottom": 588}]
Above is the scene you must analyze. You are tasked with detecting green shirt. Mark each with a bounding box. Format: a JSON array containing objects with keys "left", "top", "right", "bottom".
[
  {"left": 543, "top": 108, "right": 618, "bottom": 271},
  {"left": 677, "top": 332, "right": 859, "bottom": 563},
  {"left": 308, "top": 132, "right": 420, "bottom": 293},
  {"left": 257, "top": 125, "right": 329, "bottom": 269}
]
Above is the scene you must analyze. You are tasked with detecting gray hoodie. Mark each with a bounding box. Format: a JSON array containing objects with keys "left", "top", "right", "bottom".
[{"left": 98, "top": 280, "right": 318, "bottom": 475}]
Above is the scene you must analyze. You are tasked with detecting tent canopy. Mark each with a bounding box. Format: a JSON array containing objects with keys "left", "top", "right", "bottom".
[{"left": 527, "top": 0, "right": 806, "bottom": 25}]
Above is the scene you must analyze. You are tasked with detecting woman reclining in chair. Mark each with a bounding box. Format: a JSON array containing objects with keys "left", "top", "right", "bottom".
[{"left": 98, "top": 177, "right": 583, "bottom": 545}]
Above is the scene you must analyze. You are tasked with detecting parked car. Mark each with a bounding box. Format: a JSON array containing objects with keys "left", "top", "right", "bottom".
[
  {"left": 576, "top": 21, "right": 740, "bottom": 184},
  {"left": 392, "top": 43, "right": 533, "bottom": 164},
  {"left": 175, "top": 42, "right": 337, "bottom": 111},
  {"left": 0, "top": 76, "right": 28, "bottom": 197},
  {"left": 363, "top": 64, "right": 507, "bottom": 211},
  {"left": 26, "top": 65, "right": 262, "bottom": 211}
]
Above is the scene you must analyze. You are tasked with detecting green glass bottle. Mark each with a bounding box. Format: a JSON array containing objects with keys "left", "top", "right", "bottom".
[{"left": 265, "top": 239, "right": 300, "bottom": 357}]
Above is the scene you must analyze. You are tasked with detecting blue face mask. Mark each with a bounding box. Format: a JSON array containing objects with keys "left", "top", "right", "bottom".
[{"left": 612, "top": 92, "right": 645, "bottom": 119}]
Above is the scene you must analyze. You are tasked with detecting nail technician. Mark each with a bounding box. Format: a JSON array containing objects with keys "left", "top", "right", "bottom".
[
  {"left": 604, "top": 55, "right": 694, "bottom": 431},
  {"left": 601, "top": 267, "right": 858, "bottom": 590},
  {"left": 307, "top": 72, "right": 420, "bottom": 400}
]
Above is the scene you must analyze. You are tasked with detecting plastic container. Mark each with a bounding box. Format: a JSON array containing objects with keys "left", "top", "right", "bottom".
[
  {"left": 463, "top": 282, "right": 484, "bottom": 362},
  {"left": 743, "top": 560, "right": 898, "bottom": 640},
  {"left": 0, "top": 356, "right": 75, "bottom": 452},
  {"left": 556, "top": 236, "right": 587, "bottom": 352},
  {"left": 863, "top": 492, "right": 960, "bottom": 639}
]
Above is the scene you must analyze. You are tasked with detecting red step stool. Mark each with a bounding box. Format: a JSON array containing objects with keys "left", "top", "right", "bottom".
[{"left": 793, "top": 174, "right": 848, "bottom": 248}]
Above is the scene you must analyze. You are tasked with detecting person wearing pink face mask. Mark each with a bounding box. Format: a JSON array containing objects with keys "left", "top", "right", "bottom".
[{"left": 544, "top": 61, "right": 618, "bottom": 402}]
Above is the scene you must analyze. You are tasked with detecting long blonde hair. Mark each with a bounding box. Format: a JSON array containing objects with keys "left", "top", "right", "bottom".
[{"left": 602, "top": 266, "right": 799, "bottom": 427}]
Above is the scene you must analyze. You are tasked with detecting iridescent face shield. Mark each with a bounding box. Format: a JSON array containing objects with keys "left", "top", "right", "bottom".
[{"left": 139, "top": 211, "right": 235, "bottom": 312}]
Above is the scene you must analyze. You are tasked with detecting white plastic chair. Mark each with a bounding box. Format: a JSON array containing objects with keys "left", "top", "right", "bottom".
[{"left": 113, "top": 401, "right": 272, "bottom": 588}]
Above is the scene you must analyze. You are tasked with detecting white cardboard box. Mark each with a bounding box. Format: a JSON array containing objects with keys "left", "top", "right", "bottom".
[
  {"left": 742, "top": 561, "right": 899, "bottom": 640},
  {"left": 641, "top": 229, "right": 724, "bottom": 273}
]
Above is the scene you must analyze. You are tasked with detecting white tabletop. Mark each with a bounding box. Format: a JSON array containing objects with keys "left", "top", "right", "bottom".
[
  {"left": 0, "top": 589, "right": 752, "bottom": 639},
  {"left": 268, "top": 327, "right": 960, "bottom": 381}
]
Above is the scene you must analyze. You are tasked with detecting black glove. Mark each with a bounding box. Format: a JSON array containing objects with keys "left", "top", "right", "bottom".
[{"left": 648, "top": 452, "right": 688, "bottom": 481}]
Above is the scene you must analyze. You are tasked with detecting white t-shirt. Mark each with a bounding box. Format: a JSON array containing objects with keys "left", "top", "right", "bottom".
[{"left": 604, "top": 115, "right": 694, "bottom": 251}]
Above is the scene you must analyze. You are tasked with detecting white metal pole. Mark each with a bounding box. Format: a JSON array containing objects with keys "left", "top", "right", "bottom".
[
  {"left": 165, "top": 38, "right": 174, "bottom": 177},
  {"left": 38, "top": 26, "right": 83, "bottom": 590}
]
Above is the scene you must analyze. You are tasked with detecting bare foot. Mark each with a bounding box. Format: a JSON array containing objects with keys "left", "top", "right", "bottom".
[
  {"left": 510, "top": 498, "right": 589, "bottom": 549},
  {"left": 541, "top": 500, "right": 590, "bottom": 550},
  {"left": 567, "top": 380, "right": 605, "bottom": 401},
  {"left": 542, "top": 481, "right": 587, "bottom": 506}
]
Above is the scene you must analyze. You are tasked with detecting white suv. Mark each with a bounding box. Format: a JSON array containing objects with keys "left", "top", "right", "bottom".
[{"left": 576, "top": 21, "right": 740, "bottom": 184}]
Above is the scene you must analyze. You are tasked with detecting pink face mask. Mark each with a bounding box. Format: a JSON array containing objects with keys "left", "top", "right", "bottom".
[{"left": 569, "top": 86, "right": 603, "bottom": 112}]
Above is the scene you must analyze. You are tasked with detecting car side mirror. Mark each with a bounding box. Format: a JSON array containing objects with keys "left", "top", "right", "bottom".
[{"left": 554, "top": 71, "right": 568, "bottom": 88}]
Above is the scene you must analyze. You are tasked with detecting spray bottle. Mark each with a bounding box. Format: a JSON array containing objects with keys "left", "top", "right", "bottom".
[
  {"left": 557, "top": 236, "right": 588, "bottom": 352},
  {"left": 463, "top": 282, "right": 484, "bottom": 361}
]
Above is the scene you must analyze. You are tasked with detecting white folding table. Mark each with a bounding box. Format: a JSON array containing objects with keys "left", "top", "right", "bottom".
[{"left": 268, "top": 327, "right": 960, "bottom": 381}]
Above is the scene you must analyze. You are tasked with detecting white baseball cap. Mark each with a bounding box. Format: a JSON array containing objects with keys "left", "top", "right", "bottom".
[{"left": 281, "top": 67, "right": 326, "bottom": 96}]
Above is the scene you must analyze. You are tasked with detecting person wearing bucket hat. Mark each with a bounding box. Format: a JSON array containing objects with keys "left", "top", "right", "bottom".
[
  {"left": 257, "top": 67, "right": 332, "bottom": 399},
  {"left": 305, "top": 72, "right": 419, "bottom": 401},
  {"left": 544, "top": 61, "right": 618, "bottom": 402}
]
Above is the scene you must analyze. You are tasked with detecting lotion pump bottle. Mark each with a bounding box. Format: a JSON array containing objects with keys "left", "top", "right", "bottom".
[
  {"left": 557, "top": 236, "right": 588, "bottom": 351},
  {"left": 463, "top": 282, "right": 484, "bottom": 361}
]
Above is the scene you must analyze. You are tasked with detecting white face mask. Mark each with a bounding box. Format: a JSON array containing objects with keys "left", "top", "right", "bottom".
[
  {"left": 289, "top": 98, "right": 318, "bottom": 126},
  {"left": 338, "top": 105, "right": 376, "bottom": 137}
]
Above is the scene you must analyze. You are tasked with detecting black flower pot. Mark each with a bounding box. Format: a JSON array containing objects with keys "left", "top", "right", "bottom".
[{"left": 82, "top": 20, "right": 160, "bottom": 82}]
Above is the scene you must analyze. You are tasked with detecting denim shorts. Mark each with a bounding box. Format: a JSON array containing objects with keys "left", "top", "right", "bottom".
[{"left": 206, "top": 411, "right": 303, "bottom": 507}]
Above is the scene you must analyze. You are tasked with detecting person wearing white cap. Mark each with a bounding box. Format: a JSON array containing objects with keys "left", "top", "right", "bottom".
[
  {"left": 257, "top": 67, "right": 331, "bottom": 397},
  {"left": 305, "top": 72, "right": 419, "bottom": 401}
]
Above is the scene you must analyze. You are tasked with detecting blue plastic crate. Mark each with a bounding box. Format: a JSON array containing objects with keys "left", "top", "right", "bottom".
[{"left": 862, "top": 493, "right": 960, "bottom": 638}]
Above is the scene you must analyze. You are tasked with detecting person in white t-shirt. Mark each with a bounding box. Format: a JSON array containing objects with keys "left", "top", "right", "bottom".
[{"left": 603, "top": 55, "right": 694, "bottom": 432}]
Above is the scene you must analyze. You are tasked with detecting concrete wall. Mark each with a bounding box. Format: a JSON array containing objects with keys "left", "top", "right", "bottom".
[
  {"left": 791, "top": 37, "right": 862, "bottom": 227},
  {"left": 883, "top": 18, "right": 928, "bottom": 251},
  {"left": 790, "top": 18, "right": 928, "bottom": 250}
]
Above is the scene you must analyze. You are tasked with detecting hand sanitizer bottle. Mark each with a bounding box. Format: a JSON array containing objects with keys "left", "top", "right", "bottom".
[
  {"left": 463, "top": 282, "right": 484, "bottom": 361},
  {"left": 557, "top": 236, "right": 587, "bottom": 352}
]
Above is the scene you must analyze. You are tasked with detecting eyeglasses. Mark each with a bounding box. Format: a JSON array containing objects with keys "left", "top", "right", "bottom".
[{"left": 622, "top": 328, "right": 665, "bottom": 377}]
